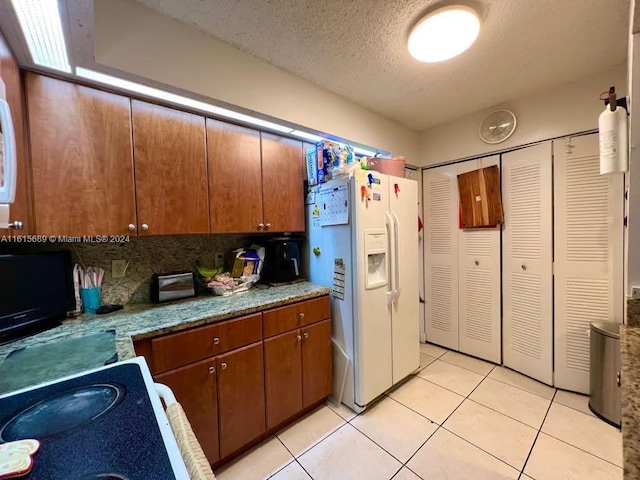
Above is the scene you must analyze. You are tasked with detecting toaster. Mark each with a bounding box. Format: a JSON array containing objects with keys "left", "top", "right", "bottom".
[{"left": 150, "top": 271, "right": 196, "bottom": 303}]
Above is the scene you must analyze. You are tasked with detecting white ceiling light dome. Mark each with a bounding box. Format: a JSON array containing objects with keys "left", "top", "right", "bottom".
[{"left": 408, "top": 5, "right": 481, "bottom": 63}]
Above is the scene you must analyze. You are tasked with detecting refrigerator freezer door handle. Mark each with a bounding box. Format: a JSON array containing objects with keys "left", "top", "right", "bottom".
[
  {"left": 385, "top": 211, "right": 395, "bottom": 306},
  {"left": 391, "top": 211, "right": 401, "bottom": 302}
]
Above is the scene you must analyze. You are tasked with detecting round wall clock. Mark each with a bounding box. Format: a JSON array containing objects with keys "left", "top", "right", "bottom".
[{"left": 479, "top": 110, "right": 517, "bottom": 144}]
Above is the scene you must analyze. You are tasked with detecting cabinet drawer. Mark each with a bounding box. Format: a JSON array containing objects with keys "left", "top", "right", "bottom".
[
  {"left": 151, "top": 313, "right": 262, "bottom": 373},
  {"left": 263, "top": 296, "right": 330, "bottom": 338}
]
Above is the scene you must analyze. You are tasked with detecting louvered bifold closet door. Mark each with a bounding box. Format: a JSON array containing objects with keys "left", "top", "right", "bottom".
[
  {"left": 423, "top": 164, "right": 459, "bottom": 350},
  {"left": 458, "top": 157, "right": 501, "bottom": 363},
  {"left": 502, "top": 143, "right": 553, "bottom": 385},
  {"left": 554, "top": 134, "right": 624, "bottom": 393}
]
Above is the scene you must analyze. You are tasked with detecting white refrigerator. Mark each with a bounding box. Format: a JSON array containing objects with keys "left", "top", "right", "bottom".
[{"left": 307, "top": 170, "right": 419, "bottom": 412}]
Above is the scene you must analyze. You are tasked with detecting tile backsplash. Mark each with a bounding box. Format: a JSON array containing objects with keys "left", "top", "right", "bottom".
[{"left": 3, "top": 235, "right": 248, "bottom": 304}]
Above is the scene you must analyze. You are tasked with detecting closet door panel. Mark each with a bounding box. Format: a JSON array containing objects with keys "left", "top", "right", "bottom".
[
  {"left": 458, "top": 156, "right": 501, "bottom": 363},
  {"left": 502, "top": 143, "right": 553, "bottom": 385},
  {"left": 423, "top": 165, "right": 459, "bottom": 350},
  {"left": 554, "top": 134, "right": 624, "bottom": 393}
]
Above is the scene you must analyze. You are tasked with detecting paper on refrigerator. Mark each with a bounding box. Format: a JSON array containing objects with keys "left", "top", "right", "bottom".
[
  {"left": 317, "top": 180, "right": 349, "bottom": 226},
  {"left": 332, "top": 258, "right": 346, "bottom": 300}
]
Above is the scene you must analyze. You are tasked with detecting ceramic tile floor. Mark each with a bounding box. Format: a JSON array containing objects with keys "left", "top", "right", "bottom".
[{"left": 214, "top": 343, "right": 623, "bottom": 480}]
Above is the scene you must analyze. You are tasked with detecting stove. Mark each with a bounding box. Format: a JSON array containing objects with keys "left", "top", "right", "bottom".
[{"left": 0, "top": 358, "right": 189, "bottom": 479}]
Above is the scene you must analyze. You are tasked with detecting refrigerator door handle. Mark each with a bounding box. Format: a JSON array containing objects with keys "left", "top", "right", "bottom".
[
  {"left": 391, "top": 211, "right": 401, "bottom": 302},
  {"left": 385, "top": 211, "right": 395, "bottom": 306}
]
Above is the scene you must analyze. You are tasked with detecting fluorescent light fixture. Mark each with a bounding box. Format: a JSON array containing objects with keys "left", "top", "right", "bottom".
[
  {"left": 353, "top": 146, "right": 379, "bottom": 157},
  {"left": 290, "top": 130, "right": 324, "bottom": 142},
  {"left": 75, "top": 67, "right": 294, "bottom": 133},
  {"left": 408, "top": 5, "right": 480, "bottom": 63},
  {"left": 74, "top": 68, "right": 385, "bottom": 156},
  {"left": 11, "top": 0, "right": 71, "bottom": 72}
]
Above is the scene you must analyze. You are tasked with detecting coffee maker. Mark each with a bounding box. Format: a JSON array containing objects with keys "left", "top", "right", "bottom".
[{"left": 262, "top": 237, "right": 302, "bottom": 284}]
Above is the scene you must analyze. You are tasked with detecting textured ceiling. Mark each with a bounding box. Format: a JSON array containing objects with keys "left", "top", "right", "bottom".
[{"left": 135, "top": 0, "right": 627, "bottom": 130}]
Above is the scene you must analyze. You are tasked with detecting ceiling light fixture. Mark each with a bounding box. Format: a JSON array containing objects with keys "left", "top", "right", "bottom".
[
  {"left": 10, "top": 0, "right": 71, "bottom": 72},
  {"left": 408, "top": 5, "right": 480, "bottom": 63},
  {"left": 353, "top": 147, "right": 379, "bottom": 157},
  {"left": 75, "top": 67, "right": 294, "bottom": 133},
  {"left": 75, "top": 68, "right": 384, "bottom": 155}
]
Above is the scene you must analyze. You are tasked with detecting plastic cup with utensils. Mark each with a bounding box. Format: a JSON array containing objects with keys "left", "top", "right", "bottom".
[{"left": 80, "top": 287, "right": 102, "bottom": 314}]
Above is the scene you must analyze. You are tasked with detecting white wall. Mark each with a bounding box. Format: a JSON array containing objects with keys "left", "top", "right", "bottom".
[
  {"left": 627, "top": 26, "right": 640, "bottom": 296},
  {"left": 418, "top": 64, "right": 628, "bottom": 166},
  {"left": 92, "top": 0, "right": 420, "bottom": 162}
]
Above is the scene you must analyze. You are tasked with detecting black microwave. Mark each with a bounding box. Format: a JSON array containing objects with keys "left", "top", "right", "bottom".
[{"left": 0, "top": 251, "right": 75, "bottom": 342}]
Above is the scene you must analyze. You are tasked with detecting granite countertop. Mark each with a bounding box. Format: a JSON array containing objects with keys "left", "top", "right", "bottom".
[
  {"left": 0, "top": 282, "right": 330, "bottom": 394},
  {"left": 621, "top": 324, "right": 640, "bottom": 480}
]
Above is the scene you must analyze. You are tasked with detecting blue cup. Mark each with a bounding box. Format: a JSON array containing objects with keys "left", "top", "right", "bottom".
[{"left": 81, "top": 287, "right": 102, "bottom": 314}]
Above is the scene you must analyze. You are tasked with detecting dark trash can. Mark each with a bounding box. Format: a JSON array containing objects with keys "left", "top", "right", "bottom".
[{"left": 589, "top": 321, "right": 621, "bottom": 427}]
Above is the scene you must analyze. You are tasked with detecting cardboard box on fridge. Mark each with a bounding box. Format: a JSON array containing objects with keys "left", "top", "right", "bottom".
[{"left": 306, "top": 140, "right": 354, "bottom": 185}]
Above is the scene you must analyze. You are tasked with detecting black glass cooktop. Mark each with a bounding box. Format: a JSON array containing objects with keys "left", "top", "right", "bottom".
[{"left": 0, "top": 363, "right": 176, "bottom": 479}]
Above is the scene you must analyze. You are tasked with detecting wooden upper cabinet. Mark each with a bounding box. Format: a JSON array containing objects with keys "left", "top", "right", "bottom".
[
  {"left": 0, "top": 32, "right": 30, "bottom": 235},
  {"left": 207, "top": 119, "right": 263, "bottom": 233},
  {"left": 261, "top": 133, "right": 305, "bottom": 232},
  {"left": 132, "top": 101, "right": 208, "bottom": 235},
  {"left": 26, "top": 74, "right": 135, "bottom": 235},
  {"left": 154, "top": 358, "right": 219, "bottom": 463}
]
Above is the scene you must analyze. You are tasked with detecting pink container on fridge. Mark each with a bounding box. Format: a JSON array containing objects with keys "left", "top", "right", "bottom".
[{"left": 367, "top": 156, "right": 406, "bottom": 178}]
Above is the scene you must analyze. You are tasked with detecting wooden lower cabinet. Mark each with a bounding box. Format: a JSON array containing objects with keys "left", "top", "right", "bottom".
[
  {"left": 217, "top": 342, "right": 266, "bottom": 458},
  {"left": 154, "top": 358, "right": 219, "bottom": 463},
  {"left": 135, "top": 296, "right": 332, "bottom": 467},
  {"left": 264, "top": 330, "right": 303, "bottom": 429},
  {"left": 302, "top": 319, "right": 333, "bottom": 407}
]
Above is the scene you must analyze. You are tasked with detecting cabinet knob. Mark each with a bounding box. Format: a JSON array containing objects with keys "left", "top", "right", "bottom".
[
  {"left": 521, "top": 264, "right": 527, "bottom": 271},
  {"left": 475, "top": 260, "right": 479, "bottom": 266},
  {"left": 209, "top": 366, "right": 215, "bottom": 374},
  {"left": 8, "top": 221, "right": 23, "bottom": 230},
  {"left": 258, "top": 223, "right": 265, "bottom": 231},
  {"left": 303, "top": 332, "right": 309, "bottom": 339},
  {"left": 213, "top": 337, "right": 220, "bottom": 345},
  {"left": 299, "top": 312, "right": 305, "bottom": 320},
  {"left": 265, "top": 223, "right": 271, "bottom": 230},
  {"left": 128, "top": 224, "right": 136, "bottom": 231},
  {"left": 142, "top": 224, "right": 149, "bottom": 231},
  {"left": 221, "top": 362, "right": 227, "bottom": 370},
  {"left": 296, "top": 334, "right": 302, "bottom": 341}
]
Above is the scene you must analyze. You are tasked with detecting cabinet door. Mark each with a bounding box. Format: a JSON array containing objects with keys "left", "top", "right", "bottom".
[
  {"left": 27, "top": 74, "right": 136, "bottom": 235},
  {"left": 502, "top": 143, "right": 553, "bottom": 385},
  {"left": 217, "top": 342, "right": 266, "bottom": 458},
  {"left": 301, "top": 319, "right": 332, "bottom": 407},
  {"left": 554, "top": 134, "right": 624, "bottom": 393},
  {"left": 423, "top": 164, "right": 459, "bottom": 350},
  {"left": 458, "top": 157, "right": 501, "bottom": 364},
  {"left": 0, "top": 33, "right": 30, "bottom": 235},
  {"left": 155, "top": 358, "right": 219, "bottom": 463},
  {"left": 261, "top": 133, "right": 305, "bottom": 232},
  {"left": 132, "top": 101, "right": 208, "bottom": 235},
  {"left": 264, "top": 330, "right": 302, "bottom": 429},
  {"left": 206, "top": 119, "right": 263, "bottom": 233}
]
